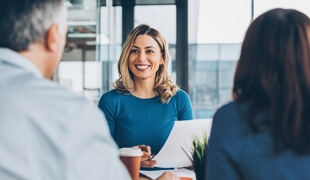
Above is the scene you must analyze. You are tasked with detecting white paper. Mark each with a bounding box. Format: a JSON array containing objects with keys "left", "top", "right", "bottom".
[
  {"left": 153, "top": 119, "right": 213, "bottom": 168},
  {"left": 140, "top": 169, "right": 196, "bottom": 180}
]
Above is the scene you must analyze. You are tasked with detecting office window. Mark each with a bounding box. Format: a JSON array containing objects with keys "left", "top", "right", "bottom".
[
  {"left": 190, "top": 0, "right": 310, "bottom": 119},
  {"left": 57, "top": 0, "right": 100, "bottom": 101},
  {"left": 189, "top": 0, "right": 251, "bottom": 118},
  {"left": 98, "top": 3, "right": 122, "bottom": 94},
  {"left": 253, "top": 0, "right": 310, "bottom": 18}
]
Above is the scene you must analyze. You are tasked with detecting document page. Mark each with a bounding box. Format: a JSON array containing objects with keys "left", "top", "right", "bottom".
[
  {"left": 140, "top": 169, "right": 196, "bottom": 180},
  {"left": 153, "top": 119, "right": 212, "bottom": 168}
]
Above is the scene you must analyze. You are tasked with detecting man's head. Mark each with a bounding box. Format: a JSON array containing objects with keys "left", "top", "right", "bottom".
[{"left": 0, "top": 0, "right": 67, "bottom": 78}]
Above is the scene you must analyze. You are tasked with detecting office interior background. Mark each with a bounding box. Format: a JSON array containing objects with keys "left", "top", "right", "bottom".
[{"left": 56, "top": 0, "right": 310, "bottom": 119}]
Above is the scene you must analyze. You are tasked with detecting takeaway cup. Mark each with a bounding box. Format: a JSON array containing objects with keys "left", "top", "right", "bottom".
[{"left": 119, "top": 147, "right": 143, "bottom": 180}]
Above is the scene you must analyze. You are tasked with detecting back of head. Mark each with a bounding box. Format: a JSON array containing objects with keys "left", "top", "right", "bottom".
[
  {"left": 0, "top": 0, "right": 66, "bottom": 52},
  {"left": 233, "top": 8, "right": 310, "bottom": 153}
]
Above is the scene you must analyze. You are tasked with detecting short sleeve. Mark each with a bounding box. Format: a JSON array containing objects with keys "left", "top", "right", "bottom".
[{"left": 177, "top": 89, "right": 193, "bottom": 120}]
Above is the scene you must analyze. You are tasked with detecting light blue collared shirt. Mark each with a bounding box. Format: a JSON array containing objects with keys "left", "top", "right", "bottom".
[{"left": 0, "top": 48, "right": 130, "bottom": 180}]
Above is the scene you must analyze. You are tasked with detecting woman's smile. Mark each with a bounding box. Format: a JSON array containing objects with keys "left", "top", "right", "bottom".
[{"left": 135, "top": 64, "right": 151, "bottom": 71}]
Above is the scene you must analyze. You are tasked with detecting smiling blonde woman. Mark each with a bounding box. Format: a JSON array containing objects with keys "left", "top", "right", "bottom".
[
  {"left": 98, "top": 24, "right": 193, "bottom": 168},
  {"left": 115, "top": 24, "right": 176, "bottom": 104}
]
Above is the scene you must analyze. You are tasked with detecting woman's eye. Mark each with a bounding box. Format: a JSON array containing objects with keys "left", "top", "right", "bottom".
[
  {"left": 130, "top": 49, "right": 138, "bottom": 53},
  {"left": 146, "top": 50, "right": 154, "bottom": 54}
]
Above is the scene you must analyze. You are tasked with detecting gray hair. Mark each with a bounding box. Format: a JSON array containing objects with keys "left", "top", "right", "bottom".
[{"left": 0, "top": 0, "right": 67, "bottom": 52}]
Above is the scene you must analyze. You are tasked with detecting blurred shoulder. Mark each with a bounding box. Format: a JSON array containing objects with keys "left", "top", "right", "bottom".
[
  {"left": 215, "top": 102, "right": 248, "bottom": 116},
  {"left": 213, "top": 101, "right": 249, "bottom": 130},
  {"left": 36, "top": 79, "right": 96, "bottom": 110},
  {"left": 23, "top": 77, "right": 102, "bottom": 119}
]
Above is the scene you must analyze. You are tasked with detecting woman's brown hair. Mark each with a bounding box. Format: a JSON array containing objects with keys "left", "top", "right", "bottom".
[{"left": 233, "top": 8, "right": 310, "bottom": 153}]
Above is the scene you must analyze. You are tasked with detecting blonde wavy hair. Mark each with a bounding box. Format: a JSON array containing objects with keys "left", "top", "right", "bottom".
[{"left": 114, "top": 24, "right": 178, "bottom": 104}]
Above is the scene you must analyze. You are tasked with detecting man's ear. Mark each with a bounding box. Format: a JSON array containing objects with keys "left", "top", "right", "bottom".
[{"left": 45, "top": 23, "right": 59, "bottom": 52}]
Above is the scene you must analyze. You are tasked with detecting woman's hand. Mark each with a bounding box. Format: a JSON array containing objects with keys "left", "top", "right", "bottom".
[{"left": 134, "top": 145, "right": 157, "bottom": 168}]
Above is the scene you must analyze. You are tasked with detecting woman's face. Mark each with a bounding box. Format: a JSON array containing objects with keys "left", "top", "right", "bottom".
[{"left": 128, "top": 34, "right": 163, "bottom": 82}]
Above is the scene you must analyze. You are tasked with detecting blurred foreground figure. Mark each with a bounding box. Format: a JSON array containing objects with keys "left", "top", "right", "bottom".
[
  {"left": 206, "top": 8, "right": 310, "bottom": 180},
  {"left": 0, "top": 0, "right": 129, "bottom": 179}
]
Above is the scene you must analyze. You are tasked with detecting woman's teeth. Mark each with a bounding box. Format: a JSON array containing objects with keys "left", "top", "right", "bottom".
[{"left": 136, "top": 65, "right": 149, "bottom": 70}]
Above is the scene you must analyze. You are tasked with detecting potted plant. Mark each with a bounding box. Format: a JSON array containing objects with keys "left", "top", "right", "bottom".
[{"left": 186, "top": 133, "right": 208, "bottom": 180}]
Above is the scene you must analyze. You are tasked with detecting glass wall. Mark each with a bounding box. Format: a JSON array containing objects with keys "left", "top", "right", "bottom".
[
  {"left": 190, "top": 43, "right": 241, "bottom": 118},
  {"left": 253, "top": 0, "right": 310, "bottom": 18},
  {"left": 57, "top": 0, "right": 101, "bottom": 102},
  {"left": 189, "top": 0, "right": 310, "bottom": 118},
  {"left": 98, "top": 2, "right": 122, "bottom": 95},
  {"left": 56, "top": 0, "right": 310, "bottom": 117},
  {"left": 190, "top": 0, "right": 251, "bottom": 118}
]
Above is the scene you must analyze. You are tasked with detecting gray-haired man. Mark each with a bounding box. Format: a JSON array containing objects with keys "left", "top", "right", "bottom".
[{"left": 0, "top": 0, "right": 131, "bottom": 179}]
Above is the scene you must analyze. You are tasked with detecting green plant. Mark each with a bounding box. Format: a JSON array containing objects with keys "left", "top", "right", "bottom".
[{"left": 185, "top": 133, "right": 208, "bottom": 180}]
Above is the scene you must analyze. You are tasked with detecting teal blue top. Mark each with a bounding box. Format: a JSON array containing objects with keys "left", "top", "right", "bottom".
[{"left": 98, "top": 89, "right": 193, "bottom": 154}]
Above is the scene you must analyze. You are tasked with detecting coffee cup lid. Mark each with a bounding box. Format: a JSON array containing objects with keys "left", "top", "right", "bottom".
[{"left": 119, "top": 148, "right": 143, "bottom": 157}]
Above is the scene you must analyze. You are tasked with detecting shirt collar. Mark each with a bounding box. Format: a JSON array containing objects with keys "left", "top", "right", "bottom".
[{"left": 0, "top": 48, "right": 43, "bottom": 78}]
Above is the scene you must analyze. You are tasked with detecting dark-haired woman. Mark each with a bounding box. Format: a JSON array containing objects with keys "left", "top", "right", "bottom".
[{"left": 206, "top": 8, "right": 310, "bottom": 179}]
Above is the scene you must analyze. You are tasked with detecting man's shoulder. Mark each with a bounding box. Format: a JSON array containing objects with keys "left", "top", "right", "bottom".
[
  {"left": 0, "top": 71, "right": 104, "bottom": 132},
  {"left": 9, "top": 73, "right": 93, "bottom": 111},
  {"left": 35, "top": 79, "right": 92, "bottom": 107}
]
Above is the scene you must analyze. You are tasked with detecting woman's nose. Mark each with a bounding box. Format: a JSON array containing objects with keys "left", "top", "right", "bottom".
[{"left": 138, "top": 51, "right": 147, "bottom": 61}]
